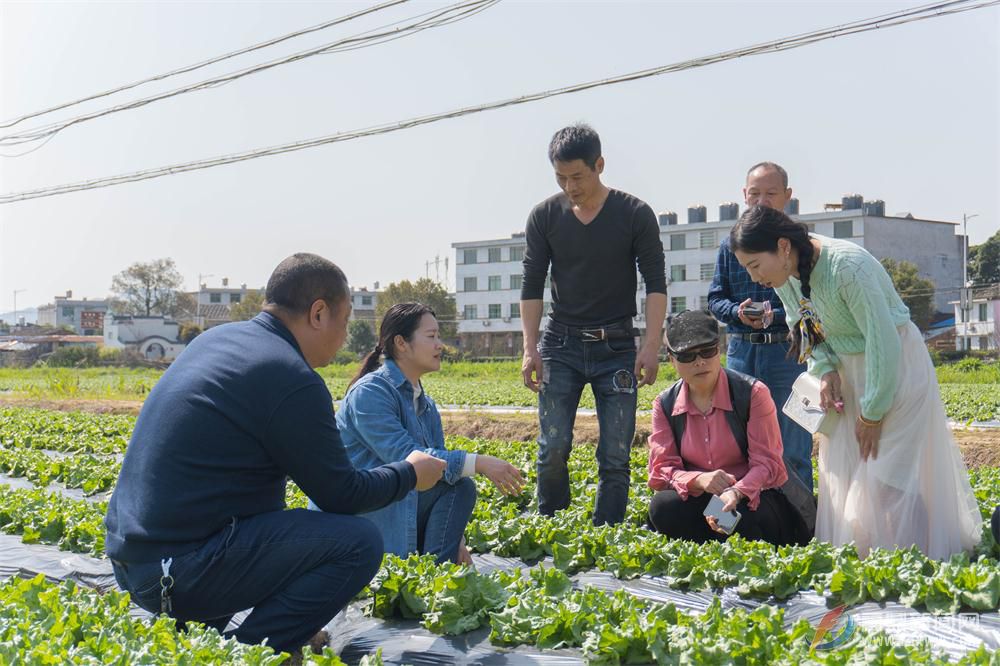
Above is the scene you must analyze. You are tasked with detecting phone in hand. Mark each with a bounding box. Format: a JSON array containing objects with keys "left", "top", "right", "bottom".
[
  {"left": 704, "top": 494, "right": 742, "bottom": 535},
  {"left": 743, "top": 302, "right": 767, "bottom": 318}
]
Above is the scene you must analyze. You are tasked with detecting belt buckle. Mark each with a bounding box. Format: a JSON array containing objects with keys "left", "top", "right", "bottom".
[
  {"left": 581, "top": 328, "right": 605, "bottom": 342},
  {"left": 749, "top": 332, "right": 765, "bottom": 344}
]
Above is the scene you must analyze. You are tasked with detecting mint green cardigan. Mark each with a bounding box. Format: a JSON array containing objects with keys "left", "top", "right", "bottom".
[{"left": 776, "top": 235, "right": 911, "bottom": 421}]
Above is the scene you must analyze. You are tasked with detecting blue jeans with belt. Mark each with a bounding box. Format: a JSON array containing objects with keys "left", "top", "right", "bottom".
[
  {"left": 726, "top": 336, "right": 814, "bottom": 491},
  {"left": 110, "top": 508, "right": 383, "bottom": 654},
  {"left": 536, "top": 323, "right": 637, "bottom": 525}
]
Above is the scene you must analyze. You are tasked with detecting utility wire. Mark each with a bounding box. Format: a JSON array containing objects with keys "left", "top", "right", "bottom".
[
  {"left": 0, "top": 0, "right": 410, "bottom": 130},
  {"left": 0, "top": 0, "right": 499, "bottom": 147},
  {"left": 2, "top": 0, "right": 996, "bottom": 204}
]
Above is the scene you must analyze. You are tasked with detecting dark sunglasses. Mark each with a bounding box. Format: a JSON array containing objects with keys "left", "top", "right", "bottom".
[{"left": 669, "top": 345, "right": 720, "bottom": 363}]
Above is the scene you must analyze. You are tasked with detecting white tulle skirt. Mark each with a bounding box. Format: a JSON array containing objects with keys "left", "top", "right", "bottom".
[{"left": 815, "top": 321, "right": 982, "bottom": 560}]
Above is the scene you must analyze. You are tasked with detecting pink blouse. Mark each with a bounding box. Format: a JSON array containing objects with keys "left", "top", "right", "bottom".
[{"left": 647, "top": 368, "right": 788, "bottom": 510}]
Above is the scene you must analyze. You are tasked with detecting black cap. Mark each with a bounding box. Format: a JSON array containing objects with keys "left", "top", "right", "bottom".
[{"left": 665, "top": 310, "right": 719, "bottom": 353}]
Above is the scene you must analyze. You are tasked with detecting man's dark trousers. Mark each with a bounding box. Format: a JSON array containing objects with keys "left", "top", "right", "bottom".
[
  {"left": 111, "top": 508, "right": 383, "bottom": 654},
  {"left": 536, "top": 325, "right": 637, "bottom": 526}
]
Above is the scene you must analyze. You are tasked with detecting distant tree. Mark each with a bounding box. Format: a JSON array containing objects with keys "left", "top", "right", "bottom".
[
  {"left": 110, "top": 258, "right": 188, "bottom": 318},
  {"left": 178, "top": 322, "right": 203, "bottom": 344},
  {"left": 969, "top": 230, "right": 1000, "bottom": 286},
  {"left": 881, "top": 258, "right": 935, "bottom": 330},
  {"left": 230, "top": 291, "right": 265, "bottom": 321},
  {"left": 347, "top": 319, "right": 377, "bottom": 356},
  {"left": 375, "top": 278, "right": 458, "bottom": 339}
]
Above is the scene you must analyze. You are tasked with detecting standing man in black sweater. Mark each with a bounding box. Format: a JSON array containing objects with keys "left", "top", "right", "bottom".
[
  {"left": 105, "top": 253, "right": 446, "bottom": 657},
  {"left": 520, "top": 124, "right": 667, "bottom": 525}
]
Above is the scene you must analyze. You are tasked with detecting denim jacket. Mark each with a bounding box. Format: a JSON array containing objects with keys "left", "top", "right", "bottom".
[{"left": 307, "top": 360, "right": 466, "bottom": 556}]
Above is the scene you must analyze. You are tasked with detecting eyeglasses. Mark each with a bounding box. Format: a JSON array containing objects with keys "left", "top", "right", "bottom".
[{"left": 669, "top": 345, "right": 720, "bottom": 363}]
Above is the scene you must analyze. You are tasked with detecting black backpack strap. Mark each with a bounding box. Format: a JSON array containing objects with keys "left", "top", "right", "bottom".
[
  {"left": 722, "top": 368, "right": 757, "bottom": 461},
  {"left": 657, "top": 380, "right": 689, "bottom": 468}
]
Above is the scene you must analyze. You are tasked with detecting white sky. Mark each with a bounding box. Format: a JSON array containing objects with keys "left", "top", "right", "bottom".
[{"left": 1, "top": 0, "right": 998, "bottom": 313}]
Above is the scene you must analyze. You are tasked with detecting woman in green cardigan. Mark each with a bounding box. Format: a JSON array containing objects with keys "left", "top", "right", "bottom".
[{"left": 729, "top": 205, "right": 980, "bottom": 560}]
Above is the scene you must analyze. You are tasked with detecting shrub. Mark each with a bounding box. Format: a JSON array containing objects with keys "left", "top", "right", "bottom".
[{"left": 46, "top": 346, "right": 101, "bottom": 368}]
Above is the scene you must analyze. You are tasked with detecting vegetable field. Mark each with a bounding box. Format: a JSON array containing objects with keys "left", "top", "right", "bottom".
[
  {"left": 3, "top": 364, "right": 999, "bottom": 421},
  {"left": 1, "top": 406, "right": 1000, "bottom": 663}
]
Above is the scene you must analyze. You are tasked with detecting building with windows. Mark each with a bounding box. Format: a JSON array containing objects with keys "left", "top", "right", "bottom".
[
  {"left": 188, "top": 279, "right": 258, "bottom": 328},
  {"left": 953, "top": 285, "right": 999, "bottom": 351},
  {"left": 452, "top": 196, "right": 965, "bottom": 356},
  {"left": 349, "top": 286, "right": 380, "bottom": 322},
  {"left": 36, "top": 291, "right": 110, "bottom": 335}
]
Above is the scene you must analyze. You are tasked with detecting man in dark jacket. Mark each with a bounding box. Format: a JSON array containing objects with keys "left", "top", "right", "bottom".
[{"left": 105, "top": 253, "right": 445, "bottom": 655}]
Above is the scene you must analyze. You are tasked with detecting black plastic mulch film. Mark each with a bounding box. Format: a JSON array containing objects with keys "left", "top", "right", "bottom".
[{"left": 2, "top": 510, "right": 999, "bottom": 665}]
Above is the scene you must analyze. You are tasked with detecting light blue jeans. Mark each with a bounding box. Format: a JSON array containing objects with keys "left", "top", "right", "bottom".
[
  {"left": 726, "top": 337, "right": 813, "bottom": 491},
  {"left": 416, "top": 477, "right": 477, "bottom": 563}
]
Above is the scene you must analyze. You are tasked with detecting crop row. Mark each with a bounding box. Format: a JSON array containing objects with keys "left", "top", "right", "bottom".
[
  {"left": 367, "top": 553, "right": 1000, "bottom": 664},
  {"left": 0, "top": 574, "right": 382, "bottom": 665}
]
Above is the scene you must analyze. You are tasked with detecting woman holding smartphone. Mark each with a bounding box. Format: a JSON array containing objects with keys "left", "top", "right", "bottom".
[
  {"left": 729, "top": 205, "right": 980, "bottom": 559},
  {"left": 309, "top": 303, "right": 524, "bottom": 564},
  {"left": 647, "top": 309, "right": 800, "bottom": 545}
]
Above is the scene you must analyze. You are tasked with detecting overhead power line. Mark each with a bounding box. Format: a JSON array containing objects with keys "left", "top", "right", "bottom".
[
  {"left": 2, "top": 0, "right": 996, "bottom": 205},
  {"left": 0, "top": 0, "right": 410, "bottom": 130},
  {"left": 0, "top": 0, "right": 499, "bottom": 148}
]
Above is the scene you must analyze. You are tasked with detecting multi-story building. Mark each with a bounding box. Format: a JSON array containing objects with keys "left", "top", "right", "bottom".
[
  {"left": 189, "top": 279, "right": 258, "bottom": 328},
  {"left": 350, "top": 286, "right": 380, "bottom": 322},
  {"left": 36, "top": 291, "right": 110, "bottom": 335},
  {"left": 953, "top": 285, "right": 998, "bottom": 351},
  {"left": 453, "top": 196, "right": 966, "bottom": 356}
]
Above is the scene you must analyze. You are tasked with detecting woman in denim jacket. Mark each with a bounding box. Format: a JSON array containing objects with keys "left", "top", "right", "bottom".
[{"left": 310, "top": 303, "right": 523, "bottom": 564}]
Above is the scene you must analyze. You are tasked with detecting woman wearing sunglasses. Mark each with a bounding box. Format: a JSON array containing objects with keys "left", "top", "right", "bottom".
[{"left": 647, "top": 309, "right": 800, "bottom": 545}]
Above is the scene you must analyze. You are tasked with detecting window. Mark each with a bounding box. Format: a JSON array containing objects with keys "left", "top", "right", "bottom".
[
  {"left": 488, "top": 247, "right": 502, "bottom": 263},
  {"left": 464, "top": 305, "right": 477, "bottom": 320},
  {"left": 510, "top": 302, "right": 520, "bottom": 319},
  {"left": 231, "top": 293, "right": 242, "bottom": 304},
  {"left": 979, "top": 336, "right": 990, "bottom": 349},
  {"left": 361, "top": 295, "right": 372, "bottom": 306},
  {"left": 833, "top": 220, "right": 853, "bottom": 239},
  {"left": 670, "top": 234, "right": 686, "bottom": 251},
  {"left": 463, "top": 277, "right": 477, "bottom": 292},
  {"left": 509, "top": 246, "right": 524, "bottom": 262},
  {"left": 488, "top": 275, "right": 502, "bottom": 291},
  {"left": 699, "top": 231, "right": 717, "bottom": 249},
  {"left": 61, "top": 307, "right": 75, "bottom": 317},
  {"left": 699, "top": 296, "right": 709, "bottom": 310},
  {"left": 544, "top": 275, "right": 552, "bottom": 289},
  {"left": 509, "top": 274, "right": 522, "bottom": 290},
  {"left": 979, "top": 303, "right": 988, "bottom": 321},
  {"left": 210, "top": 293, "right": 222, "bottom": 303},
  {"left": 489, "top": 304, "right": 502, "bottom": 319},
  {"left": 463, "top": 249, "right": 478, "bottom": 264},
  {"left": 700, "top": 263, "right": 715, "bottom": 281},
  {"left": 670, "top": 265, "right": 687, "bottom": 282},
  {"left": 670, "top": 296, "right": 687, "bottom": 313}
]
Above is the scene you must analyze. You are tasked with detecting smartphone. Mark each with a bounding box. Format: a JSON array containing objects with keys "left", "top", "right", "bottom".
[
  {"left": 704, "top": 494, "right": 742, "bottom": 535},
  {"left": 743, "top": 302, "right": 766, "bottom": 318}
]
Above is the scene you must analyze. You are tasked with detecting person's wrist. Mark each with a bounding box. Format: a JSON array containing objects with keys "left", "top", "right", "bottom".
[{"left": 857, "top": 414, "right": 882, "bottom": 427}]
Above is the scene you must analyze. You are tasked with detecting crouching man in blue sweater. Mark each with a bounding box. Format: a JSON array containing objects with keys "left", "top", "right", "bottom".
[{"left": 104, "top": 253, "right": 446, "bottom": 656}]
